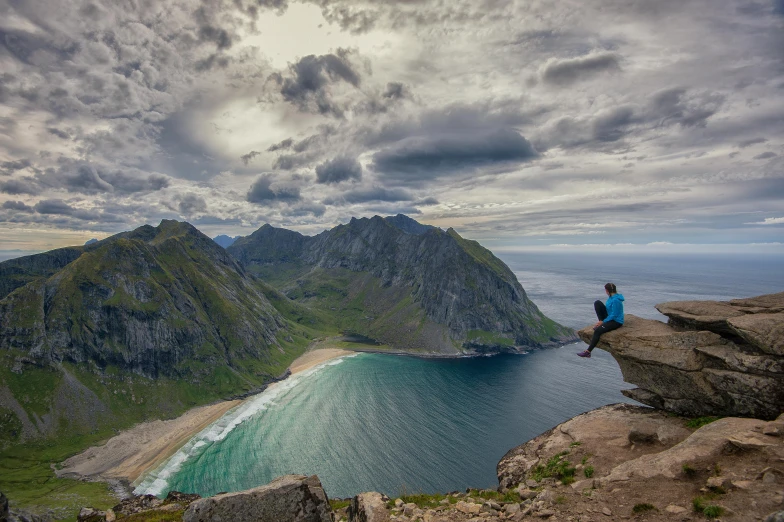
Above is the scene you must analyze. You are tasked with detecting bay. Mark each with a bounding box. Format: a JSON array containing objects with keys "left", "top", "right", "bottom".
[{"left": 136, "top": 251, "right": 784, "bottom": 499}]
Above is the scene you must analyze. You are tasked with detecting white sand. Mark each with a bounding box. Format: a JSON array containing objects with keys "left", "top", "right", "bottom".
[{"left": 58, "top": 348, "right": 354, "bottom": 485}]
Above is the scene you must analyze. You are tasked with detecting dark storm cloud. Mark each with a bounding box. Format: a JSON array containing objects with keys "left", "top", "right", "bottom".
[
  {"left": 648, "top": 87, "right": 725, "bottom": 128},
  {"left": 247, "top": 174, "right": 302, "bottom": 203},
  {"left": 177, "top": 193, "right": 208, "bottom": 214},
  {"left": 541, "top": 52, "right": 621, "bottom": 85},
  {"left": 36, "top": 162, "right": 170, "bottom": 195},
  {"left": 241, "top": 150, "right": 262, "bottom": 165},
  {"left": 738, "top": 137, "right": 768, "bottom": 148},
  {"left": 0, "top": 27, "right": 80, "bottom": 66},
  {"left": 0, "top": 159, "right": 32, "bottom": 175},
  {"left": 0, "top": 178, "right": 40, "bottom": 195},
  {"left": 275, "top": 50, "right": 362, "bottom": 117},
  {"left": 2, "top": 201, "right": 34, "bottom": 212},
  {"left": 592, "top": 106, "right": 636, "bottom": 142},
  {"left": 775, "top": 0, "right": 784, "bottom": 15},
  {"left": 315, "top": 156, "right": 362, "bottom": 184},
  {"left": 32, "top": 199, "right": 108, "bottom": 221},
  {"left": 371, "top": 128, "right": 538, "bottom": 179},
  {"left": 47, "top": 127, "right": 71, "bottom": 139},
  {"left": 323, "top": 186, "right": 414, "bottom": 205},
  {"left": 754, "top": 151, "right": 778, "bottom": 160},
  {"left": 267, "top": 138, "right": 293, "bottom": 152},
  {"left": 383, "top": 82, "right": 406, "bottom": 99}
]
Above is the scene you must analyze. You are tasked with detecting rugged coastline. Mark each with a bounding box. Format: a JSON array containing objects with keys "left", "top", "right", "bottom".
[
  {"left": 56, "top": 347, "right": 356, "bottom": 497},
  {"left": 63, "top": 292, "right": 784, "bottom": 522}
]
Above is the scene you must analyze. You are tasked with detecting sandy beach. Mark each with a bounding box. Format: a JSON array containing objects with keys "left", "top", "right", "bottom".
[{"left": 57, "top": 347, "right": 354, "bottom": 488}]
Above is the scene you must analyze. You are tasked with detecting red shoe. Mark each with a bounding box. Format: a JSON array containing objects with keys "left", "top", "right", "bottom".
[{"left": 577, "top": 350, "right": 592, "bottom": 358}]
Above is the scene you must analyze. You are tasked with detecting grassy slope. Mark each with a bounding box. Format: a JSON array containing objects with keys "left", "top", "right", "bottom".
[{"left": 0, "top": 232, "right": 333, "bottom": 520}]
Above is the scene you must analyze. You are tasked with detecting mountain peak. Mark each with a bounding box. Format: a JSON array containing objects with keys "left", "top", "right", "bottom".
[{"left": 384, "top": 214, "right": 437, "bottom": 235}]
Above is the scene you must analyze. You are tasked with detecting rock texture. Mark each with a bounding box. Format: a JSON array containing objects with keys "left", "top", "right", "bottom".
[
  {"left": 0, "top": 220, "right": 286, "bottom": 378},
  {"left": 497, "top": 404, "right": 784, "bottom": 521},
  {"left": 577, "top": 292, "right": 784, "bottom": 419},
  {"left": 229, "top": 214, "right": 575, "bottom": 353},
  {"left": 347, "top": 492, "right": 390, "bottom": 522},
  {"left": 183, "top": 474, "right": 333, "bottom": 522}
]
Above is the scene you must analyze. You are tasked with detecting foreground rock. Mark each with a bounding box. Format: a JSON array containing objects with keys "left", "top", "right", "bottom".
[
  {"left": 578, "top": 291, "right": 784, "bottom": 419},
  {"left": 497, "top": 403, "right": 784, "bottom": 521},
  {"left": 183, "top": 474, "right": 333, "bottom": 522}
]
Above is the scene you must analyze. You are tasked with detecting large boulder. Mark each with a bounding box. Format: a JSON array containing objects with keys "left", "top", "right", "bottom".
[
  {"left": 347, "top": 492, "right": 389, "bottom": 522},
  {"left": 578, "top": 292, "right": 784, "bottom": 419},
  {"left": 183, "top": 474, "right": 333, "bottom": 522}
]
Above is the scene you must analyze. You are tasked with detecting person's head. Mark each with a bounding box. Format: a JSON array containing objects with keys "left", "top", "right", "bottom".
[{"left": 604, "top": 282, "right": 617, "bottom": 295}]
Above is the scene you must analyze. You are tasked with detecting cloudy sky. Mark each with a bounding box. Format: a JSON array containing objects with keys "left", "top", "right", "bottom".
[{"left": 1, "top": 0, "right": 783, "bottom": 257}]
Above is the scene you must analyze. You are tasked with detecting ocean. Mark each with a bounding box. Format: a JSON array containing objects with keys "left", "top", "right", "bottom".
[{"left": 135, "top": 251, "right": 784, "bottom": 499}]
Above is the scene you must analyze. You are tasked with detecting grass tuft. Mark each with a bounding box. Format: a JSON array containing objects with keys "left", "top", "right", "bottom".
[
  {"left": 632, "top": 503, "right": 657, "bottom": 514},
  {"left": 584, "top": 465, "right": 594, "bottom": 478},
  {"left": 686, "top": 416, "right": 721, "bottom": 429},
  {"left": 530, "top": 451, "right": 576, "bottom": 485}
]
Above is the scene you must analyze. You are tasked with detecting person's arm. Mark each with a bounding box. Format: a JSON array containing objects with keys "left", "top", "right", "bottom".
[{"left": 604, "top": 299, "right": 620, "bottom": 323}]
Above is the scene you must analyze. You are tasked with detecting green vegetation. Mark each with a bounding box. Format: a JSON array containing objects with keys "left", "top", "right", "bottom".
[
  {"left": 569, "top": 441, "right": 582, "bottom": 448},
  {"left": 554, "top": 495, "right": 567, "bottom": 504},
  {"left": 581, "top": 454, "right": 591, "bottom": 465},
  {"left": 0, "top": 435, "right": 119, "bottom": 522},
  {"left": 117, "top": 510, "right": 186, "bottom": 521},
  {"left": 466, "top": 489, "right": 521, "bottom": 503},
  {"left": 530, "top": 451, "right": 576, "bottom": 485},
  {"left": 583, "top": 465, "right": 594, "bottom": 478},
  {"left": 446, "top": 228, "right": 513, "bottom": 279},
  {"left": 693, "top": 496, "right": 725, "bottom": 518},
  {"left": 466, "top": 330, "right": 514, "bottom": 347},
  {"left": 682, "top": 463, "right": 697, "bottom": 478},
  {"left": 632, "top": 503, "right": 657, "bottom": 514},
  {"left": 387, "top": 492, "right": 456, "bottom": 509},
  {"left": 686, "top": 416, "right": 722, "bottom": 429},
  {"left": 329, "top": 499, "right": 351, "bottom": 511}
]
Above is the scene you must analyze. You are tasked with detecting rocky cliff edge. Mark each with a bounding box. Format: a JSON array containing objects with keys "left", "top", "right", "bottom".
[{"left": 578, "top": 291, "right": 784, "bottom": 420}]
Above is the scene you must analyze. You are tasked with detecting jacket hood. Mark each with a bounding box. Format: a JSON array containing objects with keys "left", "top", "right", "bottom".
[{"left": 611, "top": 293, "right": 625, "bottom": 301}]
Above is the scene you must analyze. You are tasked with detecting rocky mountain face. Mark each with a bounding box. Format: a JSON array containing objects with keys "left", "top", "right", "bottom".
[
  {"left": 577, "top": 291, "right": 784, "bottom": 419},
  {"left": 0, "top": 220, "right": 287, "bottom": 378},
  {"left": 0, "top": 220, "right": 311, "bottom": 445},
  {"left": 228, "top": 214, "right": 575, "bottom": 353}
]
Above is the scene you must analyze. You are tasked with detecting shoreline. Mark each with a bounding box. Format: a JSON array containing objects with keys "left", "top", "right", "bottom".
[
  {"left": 56, "top": 347, "right": 355, "bottom": 493},
  {"left": 56, "top": 341, "right": 580, "bottom": 496}
]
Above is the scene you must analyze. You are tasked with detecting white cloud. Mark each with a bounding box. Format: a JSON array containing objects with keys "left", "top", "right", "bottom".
[{"left": 746, "top": 217, "right": 784, "bottom": 225}]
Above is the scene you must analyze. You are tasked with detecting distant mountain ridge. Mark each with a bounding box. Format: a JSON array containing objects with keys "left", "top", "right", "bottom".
[
  {"left": 228, "top": 214, "right": 575, "bottom": 353},
  {"left": 213, "top": 234, "right": 241, "bottom": 248},
  {"left": 0, "top": 215, "right": 573, "bottom": 447}
]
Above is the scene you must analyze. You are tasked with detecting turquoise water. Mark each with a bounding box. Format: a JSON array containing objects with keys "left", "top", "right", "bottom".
[{"left": 136, "top": 252, "right": 784, "bottom": 499}]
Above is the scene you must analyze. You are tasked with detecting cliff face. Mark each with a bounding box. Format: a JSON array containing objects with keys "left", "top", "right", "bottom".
[
  {"left": 577, "top": 291, "right": 784, "bottom": 419},
  {"left": 0, "top": 221, "right": 313, "bottom": 445},
  {"left": 0, "top": 220, "right": 287, "bottom": 379},
  {"left": 228, "top": 214, "right": 575, "bottom": 353}
]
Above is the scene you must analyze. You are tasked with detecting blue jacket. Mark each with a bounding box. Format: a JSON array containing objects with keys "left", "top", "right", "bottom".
[{"left": 605, "top": 294, "right": 625, "bottom": 324}]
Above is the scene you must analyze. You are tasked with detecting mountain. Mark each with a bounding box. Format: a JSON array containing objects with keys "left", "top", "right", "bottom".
[
  {"left": 213, "top": 234, "right": 241, "bottom": 248},
  {"left": 0, "top": 220, "right": 313, "bottom": 444},
  {"left": 228, "top": 214, "right": 575, "bottom": 353}
]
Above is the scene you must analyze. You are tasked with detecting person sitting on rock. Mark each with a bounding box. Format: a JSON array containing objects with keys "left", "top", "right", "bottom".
[{"left": 578, "top": 282, "right": 624, "bottom": 358}]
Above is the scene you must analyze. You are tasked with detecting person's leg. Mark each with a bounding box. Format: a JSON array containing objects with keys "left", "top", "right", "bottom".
[
  {"left": 594, "top": 300, "right": 608, "bottom": 321},
  {"left": 587, "top": 320, "right": 622, "bottom": 351}
]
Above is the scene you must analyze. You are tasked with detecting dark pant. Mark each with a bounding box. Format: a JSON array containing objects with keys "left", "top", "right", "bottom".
[{"left": 588, "top": 300, "right": 622, "bottom": 351}]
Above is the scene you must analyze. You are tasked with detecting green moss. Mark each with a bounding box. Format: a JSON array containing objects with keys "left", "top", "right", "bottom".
[
  {"left": 446, "top": 229, "right": 512, "bottom": 279},
  {"left": 632, "top": 503, "right": 656, "bottom": 514},
  {"left": 686, "top": 416, "right": 722, "bottom": 429},
  {"left": 329, "top": 499, "right": 351, "bottom": 511},
  {"left": 530, "top": 451, "right": 576, "bottom": 485},
  {"left": 466, "top": 330, "right": 514, "bottom": 347}
]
